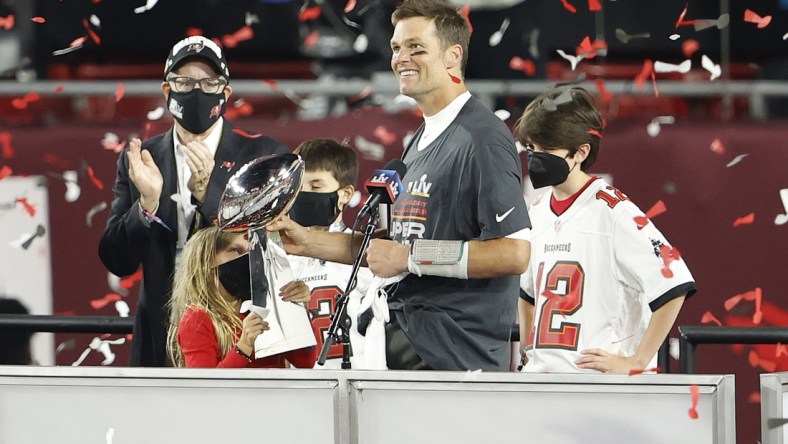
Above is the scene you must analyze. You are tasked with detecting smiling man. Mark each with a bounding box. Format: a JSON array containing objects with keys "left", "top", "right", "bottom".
[{"left": 267, "top": 0, "right": 531, "bottom": 371}]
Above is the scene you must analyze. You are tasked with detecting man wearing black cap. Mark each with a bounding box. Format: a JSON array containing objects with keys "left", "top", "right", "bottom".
[{"left": 99, "top": 35, "right": 289, "bottom": 367}]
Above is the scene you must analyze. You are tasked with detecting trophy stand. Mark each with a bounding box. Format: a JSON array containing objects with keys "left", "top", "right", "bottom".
[
  {"left": 317, "top": 212, "right": 379, "bottom": 369},
  {"left": 248, "top": 227, "right": 269, "bottom": 308}
]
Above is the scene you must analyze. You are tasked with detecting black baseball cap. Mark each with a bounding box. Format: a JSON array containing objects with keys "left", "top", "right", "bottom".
[{"left": 163, "top": 36, "right": 230, "bottom": 80}]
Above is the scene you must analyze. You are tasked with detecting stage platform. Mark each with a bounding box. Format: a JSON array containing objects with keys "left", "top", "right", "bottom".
[{"left": 0, "top": 367, "right": 735, "bottom": 444}]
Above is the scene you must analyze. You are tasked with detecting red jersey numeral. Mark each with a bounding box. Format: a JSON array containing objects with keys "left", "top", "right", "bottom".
[
  {"left": 534, "top": 261, "right": 585, "bottom": 350},
  {"left": 306, "top": 286, "right": 343, "bottom": 359},
  {"left": 595, "top": 185, "right": 630, "bottom": 209}
]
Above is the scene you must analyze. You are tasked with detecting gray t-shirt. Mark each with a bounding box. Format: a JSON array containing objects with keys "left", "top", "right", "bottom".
[{"left": 388, "top": 96, "right": 531, "bottom": 371}]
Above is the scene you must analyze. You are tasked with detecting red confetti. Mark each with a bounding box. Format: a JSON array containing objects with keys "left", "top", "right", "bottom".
[
  {"left": 344, "top": 0, "right": 357, "bottom": 13},
  {"left": 634, "top": 59, "right": 654, "bottom": 89},
  {"left": 220, "top": 161, "right": 236, "bottom": 171},
  {"left": 724, "top": 288, "right": 763, "bottom": 324},
  {"left": 70, "top": 36, "right": 87, "bottom": 48},
  {"left": 776, "top": 342, "right": 788, "bottom": 358},
  {"left": 651, "top": 71, "right": 659, "bottom": 97},
  {"left": 709, "top": 138, "right": 725, "bottom": 155},
  {"left": 304, "top": 30, "right": 319, "bottom": 47},
  {"left": 0, "top": 15, "right": 14, "bottom": 30},
  {"left": 14, "top": 198, "right": 36, "bottom": 217},
  {"left": 232, "top": 128, "right": 262, "bottom": 139},
  {"left": 560, "top": 0, "right": 577, "bottom": 13},
  {"left": 54, "top": 85, "right": 64, "bottom": 93},
  {"left": 0, "top": 131, "right": 15, "bottom": 158},
  {"left": 262, "top": 79, "right": 280, "bottom": 91},
  {"left": 448, "top": 72, "right": 462, "bottom": 84},
  {"left": 11, "top": 92, "right": 41, "bottom": 110},
  {"left": 675, "top": 3, "right": 696, "bottom": 28},
  {"left": 744, "top": 9, "right": 772, "bottom": 29},
  {"left": 732, "top": 212, "right": 755, "bottom": 227},
  {"left": 31, "top": 16, "right": 46, "bottom": 23},
  {"left": 299, "top": 6, "right": 322, "bottom": 22},
  {"left": 90, "top": 293, "right": 122, "bottom": 310},
  {"left": 142, "top": 122, "right": 152, "bottom": 141},
  {"left": 458, "top": 5, "right": 473, "bottom": 33},
  {"left": 82, "top": 19, "right": 101, "bottom": 45},
  {"left": 748, "top": 350, "right": 778, "bottom": 372},
  {"left": 587, "top": 128, "right": 602, "bottom": 139},
  {"left": 373, "top": 125, "right": 397, "bottom": 145},
  {"left": 509, "top": 56, "right": 536, "bottom": 76},
  {"left": 594, "top": 79, "right": 613, "bottom": 104},
  {"left": 114, "top": 82, "right": 125, "bottom": 103},
  {"left": 701, "top": 311, "right": 723, "bottom": 326},
  {"left": 748, "top": 392, "right": 761, "bottom": 403},
  {"left": 42, "top": 153, "right": 72, "bottom": 169},
  {"left": 575, "top": 36, "right": 607, "bottom": 59},
  {"left": 224, "top": 100, "right": 254, "bottom": 120},
  {"left": 658, "top": 244, "right": 681, "bottom": 278},
  {"left": 119, "top": 270, "right": 142, "bottom": 289},
  {"left": 0, "top": 165, "right": 12, "bottom": 180},
  {"left": 185, "top": 27, "right": 203, "bottom": 36},
  {"left": 688, "top": 384, "right": 699, "bottom": 419},
  {"left": 222, "top": 25, "right": 254, "bottom": 49},
  {"left": 634, "top": 200, "right": 666, "bottom": 229},
  {"left": 86, "top": 165, "right": 104, "bottom": 190},
  {"left": 588, "top": 0, "right": 602, "bottom": 11},
  {"left": 682, "top": 39, "right": 700, "bottom": 58},
  {"left": 628, "top": 367, "right": 660, "bottom": 376}
]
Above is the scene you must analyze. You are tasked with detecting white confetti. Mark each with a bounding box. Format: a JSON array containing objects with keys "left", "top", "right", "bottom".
[
  {"left": 86, "top": 201, "right": 108, "bottom": 227},
  {"left": 353, "top": 34, "right": 368, "bottom": 53},
  {"left": 669, "top": 34, "right": 681, "bottom": 41},
  {"left": 146, "top": 106, "right": 165, "bottom": 120},
  {"left": 63, "top": 170, "right": 81, "bottom": 202},
  {"left": 72, "top": 337, "right": 125, "bottom": 366},
  {"left": 701, "top": 54, "right": 721, "bottom": 81},
  {"left": 725, "top": 153, "right": 748, "bottom": 167},
  {"left": 115, "top": 300, "right": 130, "bottom": 317},
  {"left": 461, "top": 369, "right": 483, "bottom": 381},
  {"left": 353, "top": 135, "right": 385, "bottom": 161},
  {"left": 348, "top": 190, "right": 361, "bottom": 208},
  {"left": 488, "top": 18, "right": 510, "bottom": 47},
  {"left": 133, "top": 0, "right": 159, "bottom": 14},
  {"left": 646, "top": 116, "right": 675, "bottom": 137},
  {"left": 654, "top": 59, "right": 691, "bottom": 74},
  {"left": 494, "top": 109, "right": 511, "bottom": 121},
  {"left": 669, "top": 338, "right": 680, "bottom": 360},
  {"left": 108, "top": 273, "right": 129, "bottom": 297},
  {"left": 774, "top": 188, "right": 788, "bottom": 226},
  {"left": 89, "top": 14, "right": 101, "bottom": 27},
  {"left": 556, "top": 49, "right": 584, "bottom": 71}
]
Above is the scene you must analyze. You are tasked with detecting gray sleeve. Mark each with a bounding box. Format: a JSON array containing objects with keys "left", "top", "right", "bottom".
[{"left": 470, "top": 141, "right": 531, "bottom": 240}]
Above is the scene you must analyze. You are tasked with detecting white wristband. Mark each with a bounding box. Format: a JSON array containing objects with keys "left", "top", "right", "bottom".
[{"left": 407, "top": 240, "right": 469, "bottom": 279}]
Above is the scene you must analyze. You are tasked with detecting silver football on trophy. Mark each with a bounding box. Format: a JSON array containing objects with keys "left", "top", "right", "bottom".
[{"left": 218, "top": 153, "right": 305, "bottom": 232}]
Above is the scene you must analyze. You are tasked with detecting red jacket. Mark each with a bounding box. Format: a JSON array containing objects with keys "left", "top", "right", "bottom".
[{"left": 178, "top": 305, "right": 316, "bottom": 368}]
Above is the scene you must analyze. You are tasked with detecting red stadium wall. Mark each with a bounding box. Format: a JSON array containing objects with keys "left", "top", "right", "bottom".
[{"left": 2, "top": 107, "right": 786, "bottom": 441}]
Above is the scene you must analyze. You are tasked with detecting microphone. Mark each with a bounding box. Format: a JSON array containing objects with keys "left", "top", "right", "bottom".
[{"left": 356, "top": 159, "right": 407, "bottom": 221}]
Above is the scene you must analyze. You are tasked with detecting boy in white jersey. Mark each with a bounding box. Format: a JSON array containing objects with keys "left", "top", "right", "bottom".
[
  {"left": 515, "top": 87, "right": 697, "bottom": 374},
  {"left": 286, "top": 139, "right": 373, "bottom": 368}
]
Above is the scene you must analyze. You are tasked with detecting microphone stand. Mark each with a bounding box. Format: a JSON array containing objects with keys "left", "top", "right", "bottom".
[{"left": 317, "top": 211, "right": 379, "bottom": 369}]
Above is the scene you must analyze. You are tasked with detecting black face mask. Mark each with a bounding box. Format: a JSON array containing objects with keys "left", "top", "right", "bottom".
[
  {"left": 527, "top": 150, "right": 571, "bottom": 189},
  {"left": 217, "top": 254, "right": 251, "bottom": 301},
  {"left": 167, "top": 90, "right": 226, "bottom": 134},
  {"left": 288, "top": 191, "right": 341, "bottom": 227}
]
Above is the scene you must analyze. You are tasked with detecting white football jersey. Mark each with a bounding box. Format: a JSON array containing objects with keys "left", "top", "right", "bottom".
[
  {"left": 288, "top": 227, "right": 373, "bottom": 369},
  {"left": 521, "top": 178, "right": 696, "bottom": 373}
]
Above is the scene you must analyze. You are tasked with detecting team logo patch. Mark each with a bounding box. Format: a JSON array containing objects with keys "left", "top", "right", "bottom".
[
  {"left": 650, "top": 238, "right": 665, "bottom": 258},
  {"left": 209, "top": 99, "right": 224, "bottom": 118},
  {"left": 168, "top": 99, "right": 183, "bottom": 119},
  {"left": 186, "top": 42, "right": 204, "bottom": 53}
]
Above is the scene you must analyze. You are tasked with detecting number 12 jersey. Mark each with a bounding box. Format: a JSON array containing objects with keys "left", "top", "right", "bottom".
[{"left": 521, "top": 177, "right": 697, "bottom": 373}]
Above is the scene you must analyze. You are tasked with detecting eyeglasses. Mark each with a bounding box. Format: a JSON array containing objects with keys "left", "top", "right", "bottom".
[{"left": 167, "top": 77, "right": 228, "bottom": 94}]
